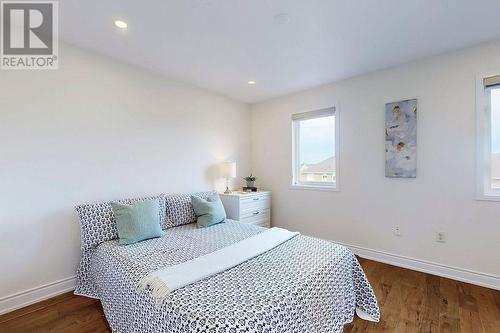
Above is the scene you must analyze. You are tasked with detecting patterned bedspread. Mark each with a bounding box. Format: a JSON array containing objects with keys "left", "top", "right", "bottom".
[{"left": 83, "top": 221, "right": 379, "bottom": 333}]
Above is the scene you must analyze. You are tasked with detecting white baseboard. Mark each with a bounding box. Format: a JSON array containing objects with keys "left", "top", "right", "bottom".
[
  {"left": 0, "top": 276, "right": 76, "bottom": 315},
  {"left": 337, "top": 241, "right": 500, "bottom": 291}
]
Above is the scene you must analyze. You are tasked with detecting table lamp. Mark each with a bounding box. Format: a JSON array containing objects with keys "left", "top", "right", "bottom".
[{"left": 221, "top": 162, "right": 236, "bottom": 194}]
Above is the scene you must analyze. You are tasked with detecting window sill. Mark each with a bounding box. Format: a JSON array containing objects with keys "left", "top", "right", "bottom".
[
  {"left": 290, "top": 184, "right": 339, "bottom": 192},
  {"left": 476, "top": 193, "right": 500, "bottom": 202}
]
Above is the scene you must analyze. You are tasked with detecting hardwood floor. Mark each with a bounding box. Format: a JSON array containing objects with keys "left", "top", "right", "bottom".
[{"left": 1, "top": 259, "right": 499, "bottom": 333}]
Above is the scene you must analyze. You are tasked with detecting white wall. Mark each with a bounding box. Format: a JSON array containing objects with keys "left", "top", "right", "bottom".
[
  {"left": 252, "top": 40, "right": 500, "bottom": 284},
  {"left": 0, "top": 44, "right": 251, "bottom": 309}
]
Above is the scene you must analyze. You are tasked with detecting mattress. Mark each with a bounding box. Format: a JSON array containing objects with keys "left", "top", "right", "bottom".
[{"left": 83, "top": 220, "right": 379, "bottom": 332}]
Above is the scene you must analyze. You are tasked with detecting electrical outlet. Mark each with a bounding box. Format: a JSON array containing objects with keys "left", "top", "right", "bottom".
[
  {"left": 393, "top": 225, "right": 402, "bottom": 236},
  {"left": 436, "top": 232, "right": 446, "bottom": 243}
]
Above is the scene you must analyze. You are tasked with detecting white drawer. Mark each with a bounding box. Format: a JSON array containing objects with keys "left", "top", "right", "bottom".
[
  {"left": 240, "top": 194, "right": 270, "bottom": 215},
  {"left": 220, "top": 191, "right": 271, "bottom": 227},
  {"left": 240, "top": 208, "right": 270, "bottom": 227}
]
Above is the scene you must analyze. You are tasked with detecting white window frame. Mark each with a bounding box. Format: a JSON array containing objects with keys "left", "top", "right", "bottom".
[
  {"left": 476, "top": 74, "right": 500, "bottom": 201},
  {"left": 291, "top": 106, "right": 340, "bottom": 191}
]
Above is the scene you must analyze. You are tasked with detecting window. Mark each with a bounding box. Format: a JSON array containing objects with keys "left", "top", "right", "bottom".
[
  {"left": 292, "top": 107, "right": 339, "bottom": 190},
  {"left": 477, "top": 75, "right": 500, "bottom": 199}
]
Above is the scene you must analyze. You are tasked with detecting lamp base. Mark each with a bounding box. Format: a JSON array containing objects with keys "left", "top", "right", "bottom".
[{"left": 224, "top": 186, "right": 232, "bottom": 194}]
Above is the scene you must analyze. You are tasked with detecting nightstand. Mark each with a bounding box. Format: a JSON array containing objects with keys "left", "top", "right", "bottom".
[{"left": 220, "top": 191, "right": 271, "bottom": 228}]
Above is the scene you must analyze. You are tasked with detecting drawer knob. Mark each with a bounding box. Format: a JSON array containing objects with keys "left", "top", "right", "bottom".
[
  {"left": 253, "top": 211, "right": 260, "bottom": 215},
  {"left": 253, "top": 198, "right": 259, "bottom": 201}
]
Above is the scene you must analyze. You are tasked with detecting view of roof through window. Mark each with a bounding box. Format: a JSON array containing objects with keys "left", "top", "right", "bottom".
[{"left": 298, "top": 116, "right": 335, "bottom": 183}]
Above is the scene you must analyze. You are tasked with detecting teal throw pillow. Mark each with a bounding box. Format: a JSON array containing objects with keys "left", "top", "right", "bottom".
[
  {"left": 191, "top": 193, "right": 226, "bottom": 228},
  {"left": 111, "top": 199, "right": 164, "bottom": 245}
]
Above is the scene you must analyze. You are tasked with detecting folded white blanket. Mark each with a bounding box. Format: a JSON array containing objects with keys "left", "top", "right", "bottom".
[{"left": 138, "top": 227, "right": 299, "bottom": 303}]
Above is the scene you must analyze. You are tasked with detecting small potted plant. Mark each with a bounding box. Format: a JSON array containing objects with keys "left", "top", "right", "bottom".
[{"left": 243, "top": 174, "right": 257, "bottom": 188}]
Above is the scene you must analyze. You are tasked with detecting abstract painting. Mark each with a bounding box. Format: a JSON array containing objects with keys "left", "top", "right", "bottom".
[{"left": 385, "top": 99, "right": 417, "bottom": 178}]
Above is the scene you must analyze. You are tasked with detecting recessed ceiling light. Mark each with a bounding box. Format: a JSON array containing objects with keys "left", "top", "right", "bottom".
[
  {"left": 247, "top": 80, "right": 256, "bottom": 85},
  {"left": 274, "top": 13, "right": 290, "bottom": 25},
  {"left": 114, "top": 20, "right": 128, "bottom": 29}
]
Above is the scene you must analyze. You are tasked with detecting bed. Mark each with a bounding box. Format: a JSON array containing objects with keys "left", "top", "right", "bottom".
[{"left": 75, "top": 194, "right": 379, "bottom": 333}]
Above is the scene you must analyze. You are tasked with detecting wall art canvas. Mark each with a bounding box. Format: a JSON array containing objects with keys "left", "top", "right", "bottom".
[{"left": 385, "top": 99, "right": 417, "bottom": 178}]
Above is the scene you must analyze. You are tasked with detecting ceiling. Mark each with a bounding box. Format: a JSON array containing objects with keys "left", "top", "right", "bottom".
[{"left": 61, "top": 0, "right": 500, "bottom": 103}]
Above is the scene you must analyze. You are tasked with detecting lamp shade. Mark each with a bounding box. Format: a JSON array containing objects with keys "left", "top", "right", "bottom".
[{"left": 220, "top": 162, "right": 236, "bottom": 178}]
